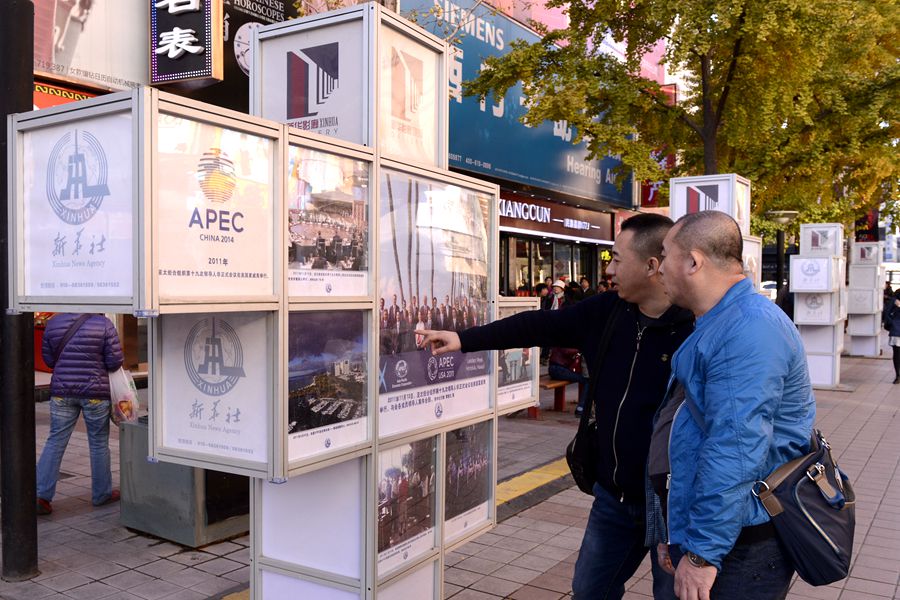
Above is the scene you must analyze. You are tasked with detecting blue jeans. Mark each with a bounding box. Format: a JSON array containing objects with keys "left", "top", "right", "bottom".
[
  {"left": 37, "top": 396, "right": 113, "bottom": 506},
  {"left": 547, "top": 363, "right": 589, "bottom": 412},
  {"left": 669, "top": 535, "right": 792, "bottom": 599},
  {"left": 573, "top": 483, "right": 676, "bottom": 600}
]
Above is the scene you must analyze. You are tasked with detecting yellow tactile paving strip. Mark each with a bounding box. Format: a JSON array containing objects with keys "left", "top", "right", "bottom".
[{"left": 494, "top": 457, "right": 570, "bottom": 505}]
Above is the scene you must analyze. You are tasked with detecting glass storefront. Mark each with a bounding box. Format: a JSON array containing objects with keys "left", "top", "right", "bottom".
[{"left": 499, "top": 233, "right": 608, "bottom": 295}]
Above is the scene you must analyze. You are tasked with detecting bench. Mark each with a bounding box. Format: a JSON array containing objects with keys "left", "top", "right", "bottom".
[{"left": 531, "top": 375, "right": 585, "bottom": 418}]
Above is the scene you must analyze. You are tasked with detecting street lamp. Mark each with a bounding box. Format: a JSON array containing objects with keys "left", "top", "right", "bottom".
[{"left": 766, "top": 210, "right": 799, "bottom": 294}]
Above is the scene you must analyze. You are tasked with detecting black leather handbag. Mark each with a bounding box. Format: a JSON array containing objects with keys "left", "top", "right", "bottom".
[
  {"left": 753, "top": 429, "right": 856, "bottom": 586},
  {"left": 566, "top": 300, "right": 622, "bottom": 495}
]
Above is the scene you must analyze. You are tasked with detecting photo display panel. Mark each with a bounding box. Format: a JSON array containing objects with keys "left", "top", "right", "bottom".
[
  {"left": 377, "top": 436, "right": 437, "bottom": 576},
  {"left": 377, "top": 26, "right": 440, "bottom": 166},
  {"left": 496, "top": 305, "right": 537, "bottom": 408},
  {"left": 287, "top": 310, "right": 369, "bottom": 462},
  {"left": 21, "top": 112, "right": 134, "bottom": 299},
  {"left": 287, "top": 145, "right": 370, "bottom": 298},
  {"left": 156, "top": 114, "right": 275, "bottom": 301},
  {"left": 260, "top": 570, "right": 361, "bottom": 600},
  {"left": 444, "top": 420, "right": 492, "bottom": 542},
  {"left": 377, "top": 169, "right": 491, "bottom": 437},
  {"left": 160, "top": 311, "right": 270, "bottom": 466}
]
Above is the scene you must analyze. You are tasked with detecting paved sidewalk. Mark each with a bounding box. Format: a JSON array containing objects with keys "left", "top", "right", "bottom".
[{"left": 444, "top": 351, "right": 900, "bottom": 600}]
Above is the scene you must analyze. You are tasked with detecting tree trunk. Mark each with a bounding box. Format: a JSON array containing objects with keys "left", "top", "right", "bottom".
[
  {"left": 385, "top": 174, "right": 405, "bottom": 306},
  {"left": 703, "top": 133, "right": 718, "bottom": 175}
]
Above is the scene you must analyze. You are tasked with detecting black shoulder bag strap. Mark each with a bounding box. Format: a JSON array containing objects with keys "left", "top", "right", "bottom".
[
  {"left": 578, "top": 298, "right": 625, "bottom": 429},
  {"left": 52, "top": 314, "right": 92, "bottom": 366}
]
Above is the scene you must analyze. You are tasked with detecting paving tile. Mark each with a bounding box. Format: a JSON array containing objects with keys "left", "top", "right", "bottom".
[
  {"left": 160, "top": 568, "right": 215, "bottom": 589},
  {"left": 455, "top": 556, "right": 503, "bottom": 576},
  {"left": 101, "top": 570, "right": 156, "bottom": 591},
  {"left": 192, "top": 557, "right": 242, "bottom": 576},
  {"left": 223, "top": 566, "right": 250, "bottom": 584},
  {"left": 64, "top": 581, "right": 120, "bottom": 600},
  {"left": 470, "top": 575, "right": 522, "bottom": 597},
  {"left": 491, "top": 564, "right": 542, "bottom": 583},
  {"left": 166, "top": 552, "right": 215, "bottom": 567},
  {"left": 72, "top": 560, "right": 127, "bottom": 580},
  {"left": 509, "top": 585, "right": 565, "bottom": 600},
  {"left": 157, "top": 590, "right": 206, "bottom": 600},
  {"left": 444, "top": 567, "right": 485, "bottom": 588},
  {"left": 444, "top": 582, "right": 464, "bottom": 598},
  {"left": 188, "top": 576, "right": 241, "bottom": 597},
  {"left": 36, "top": 572, "right": 91, "bottom": 593},
  {"left": 198, "top": 541, "right": 242, "bottom": 557},
  {"left": 135, "top": 560, "right": 185, "bottom": 579},
  {"left": 127, "top": 579, "right": 184, "bottom": 600}
]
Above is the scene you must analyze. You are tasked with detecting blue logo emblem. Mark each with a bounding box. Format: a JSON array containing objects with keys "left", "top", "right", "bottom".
[
  {"left": 427, "top": 356, "right": 439, "bottom": 382},
  {"left": 325, "top": 282, "right": 333, "bottom": 294},
  {"left": 402, "top": 551, "right": 409, "bottom": 560},
  {"left": 46, "top": 129, "right": 110, "bottom": 225},
  {"left": 324, "top": 438, "right": 332, "bottom": 448},
  {"left": 435, "top": 402, "right": 443, "bottom": 418},
  {"left": 184, "top": 318, "right": 246, "bottom": 396},
  {"left": 395, "top": 359, "right": 409, "bottom": 380}
]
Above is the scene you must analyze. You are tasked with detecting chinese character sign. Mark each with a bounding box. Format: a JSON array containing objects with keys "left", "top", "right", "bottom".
[
  {"left": 160, "top": 311, "right": 270, "bottom": 463},
  {"left": 377, "top": 169, "right": 491, "bottom": 437},
  {"left": 22, "top": 114, "right": 134, "bottom": 298},
  {"left": 150, "top": 0, "right": 223, "bottom": 84},
  {"left": 156, "top": 115, "right": 276, "bottom": 301}
]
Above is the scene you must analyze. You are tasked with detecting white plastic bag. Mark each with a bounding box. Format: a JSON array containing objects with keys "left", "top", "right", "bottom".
[{"left": 109, "top": 367, "right": 139, "bottom": 425}]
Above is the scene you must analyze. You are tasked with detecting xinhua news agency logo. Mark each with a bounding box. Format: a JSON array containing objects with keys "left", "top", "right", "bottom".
[
  {"left": 184, "top": 318, "right": 246, "bottom": 396},
  {"left": 805, "top": 295, "right": 824, "bottom": 310},
  {"left": 391, "top": 47, "right": 423, "bottom": 122},
  {"left": 810, "top": 229, "right": 832, "bottom": 250},
  {"left": 197, "top": 148, "right": 236, "bottom": 203},
  {"left": 685, "top": 184, "right": 719, "bottom": 213},
  {"left": 286, "top": 42, "right": 339, "bottom": 119},
  {"left": 801, "top": 260, "right": 821, "bottom": 277},
  {"left": 46, "top": 129, "right": 110, "bottom": 225}
]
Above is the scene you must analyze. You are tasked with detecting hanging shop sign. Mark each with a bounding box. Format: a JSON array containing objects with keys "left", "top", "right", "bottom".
[
  {"left": 150, "top": 0, "right": 224, "bottom": 84},
  {"left": 498, "top": 194, "right": 613, "bottom": 243},
  {"left": 401, "top": 0, "right": 633, "bottom": 207},
  {"left": 34, "top": 0, "right": 148, "bottom": 91}
]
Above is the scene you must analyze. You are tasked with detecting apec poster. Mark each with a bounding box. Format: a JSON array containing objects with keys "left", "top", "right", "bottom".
[
  {"left": 287, "top": 145, "right": 369, "bottom": 298},
  {"left": 401, "top": 0, "right": 632, "bottom": 206},
  {"left": 22, "top": 114, "right": 135, "bottom": 299},
  {"left": 156, "top": 115, "right": 275, "bottom": 301},
  {"left": 160, "top": 312, "right": 270, "bottom": 464},
  {"left": 287, "top": 310, "right": 369, "bottom": 462},
  {"left": 377, "top": 169, "right": 491, "bottom": 438},
  {"left": 378, "top": 26, "right": 441, "bottom": 166}
]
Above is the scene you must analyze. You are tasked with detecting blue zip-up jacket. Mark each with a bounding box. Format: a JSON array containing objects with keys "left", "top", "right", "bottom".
[
  {"left": 667, "top": 278, "right": 815, "bottom": 569},
  {"left": 42, "top": 313, "right": 124, "bottom": 400}
]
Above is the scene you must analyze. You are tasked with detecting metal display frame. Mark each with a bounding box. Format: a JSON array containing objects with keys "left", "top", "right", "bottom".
[
  {"left": 148, "top": 308, "right": 282, "bottom": 479},
  {"left": 374, "top": 158, "right": 499, "bottom": 445},
  {"left": 495, "top": 297, "right": 540, "bottom": 415},
  {"left": 7, "top": 87, "right": 285, "bottom": 315},
  {"left": 250, "top": 2, "right": 449, "bottom": 170}
]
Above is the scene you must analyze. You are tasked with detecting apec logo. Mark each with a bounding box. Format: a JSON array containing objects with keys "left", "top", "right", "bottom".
[
  {"left": 184, "top": 317, "right": 247, "bottom": 396},
  {"left": 188, "top": 148, "right": 244, "bottom": 234},
  {"left": 286, "top": 43, "right": 339, "bottom": 119},
  {"left": 46, "top": 129, "right": 110, "bottom": 225},
  {"left": 395, "top": 359, "right": 409, "bottom": 381}
]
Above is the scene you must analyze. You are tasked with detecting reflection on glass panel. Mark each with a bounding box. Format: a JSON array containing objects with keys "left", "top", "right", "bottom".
[
  {"left": 532, "top": 240, "right": 553, "bottom": 287},
  {"left": 287, "top": 146, "right": 369, "bottom": 297},
  {"left": 574, "top": 245, "right": 593, "bottom": 283},
  {"left": 508, "top": 237, "right": 530, "bottom": 294},
  {"left": 553, "top": 243, "right": 572, "bottom": 281}
]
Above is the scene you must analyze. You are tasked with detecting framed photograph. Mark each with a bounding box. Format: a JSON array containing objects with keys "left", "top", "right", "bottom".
[
  {"left": 156, "top": 112, "right": 276, "bottom": 302},
  {"left": 377, "top": 166, "right": 494, "bottom": 438},
  {"left": 287, "top": 142, "right": 371, "bottom": 299},
  {"left": 444, "top": 420, "right": 493, "bottom": 543},
  {"left": 287, "top": 310, "right": 369, "bottom": 462},
  {"left": 496, "top": 299, "right": 539, "bottom": 411},
  {"left": 151, "top": 311, "right": 275, "bottom": 477},
  {"left": 377, "top": 435, "right": 437, "bottom": 576},
  {"left": 741, "top": 235, "right": 762, "bottom": 293}
]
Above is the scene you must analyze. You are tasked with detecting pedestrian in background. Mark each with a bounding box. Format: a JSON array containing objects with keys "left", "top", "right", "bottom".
[
  {"left": 36, "top": 313, "right": 124, "bottom": 515},
  {"left": 884, "top": 289, "right": 900, "bottom": 384},
  {"left": 657, "top": 211, "right": 815, "bottom": 600}
]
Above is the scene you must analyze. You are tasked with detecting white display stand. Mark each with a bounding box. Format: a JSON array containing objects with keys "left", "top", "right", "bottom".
[
  {"left": 496, "top": 297, "right": 540, "bottom": 414},
  {"left": 793, "top": 223, "right": 845, "bottom": 386},
  {"left": 250, "top": 2, "right": 449, "bottom": 170},
  {"left": 846, "top": 242, "right": 884, "bottom": 357},
  {"left": 7, "top": 88, "right": 284, "bottom": 315},
  {"left": 669, "top": 174, "right": 751, "bottom": 235}
]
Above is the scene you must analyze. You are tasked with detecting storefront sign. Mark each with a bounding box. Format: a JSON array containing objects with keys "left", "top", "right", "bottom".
[
  {"left": 151, "top": 0, "right": 223, "bottom": 84},
  {"left": 498, "top": 195, "right": 613, "bottom": 243},
  {"left": 34, "top": 0, "right": 148, "bottom": 90},
  {"left": 33, "top": 80, "right": 96, "bottom": 110},
  {"left": 156, "top": 114, "right": 275, "bottom": 301},
  {"left": 402, "top": 0, "right": 633, "bottom": 206},
  {"left": 22, "top": 114, "right": 135, "bottom": 298}
]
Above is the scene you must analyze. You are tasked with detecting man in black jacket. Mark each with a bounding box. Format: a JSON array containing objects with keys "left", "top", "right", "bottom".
[{"left": 419, "top": 213, "right": 693, "bottom": 600}]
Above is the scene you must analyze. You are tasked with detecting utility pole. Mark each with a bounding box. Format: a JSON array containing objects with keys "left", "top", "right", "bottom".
[{"left": 0, "top": 0, "right": 39, "bottom": 582}]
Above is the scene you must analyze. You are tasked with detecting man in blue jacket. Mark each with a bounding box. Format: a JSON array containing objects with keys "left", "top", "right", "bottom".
[
  {"left": 37, "top": 313, "right": 124, "bottom": 515},
  {"left": 419, "top": 213, "right": 694, "bottom": 599},
  {"left": 658, "top": 211, "right": 815, "bottom": 600}
]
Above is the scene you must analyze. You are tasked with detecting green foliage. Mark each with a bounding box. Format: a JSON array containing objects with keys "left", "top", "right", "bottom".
[{"left": 464, "top": 0, "right": 900, "bottom": 226}]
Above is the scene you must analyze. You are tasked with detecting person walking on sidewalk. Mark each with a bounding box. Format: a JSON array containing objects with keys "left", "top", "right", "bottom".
[
  {"left": 657, "top": 211, "right": 815, "bottom": 600},
  {"left": 36, "top": 312, "right": 124, "bottom": 515},
  {"left": 418, "top": 213, "right": 694, "bottom": 600},
  {"left": 884, "top": 289, "right": 900, "bottom": 384}
]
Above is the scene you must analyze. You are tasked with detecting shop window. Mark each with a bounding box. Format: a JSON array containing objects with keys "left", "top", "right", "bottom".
[
  {"left": 553, "top": 243, "right": 572, "bottom": 282},
  {"left": 508, "top": 237, "right": 531, "bottom": 294},
  {"left": 532, "top": 240, "right": 553, "bottom": 288}
]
